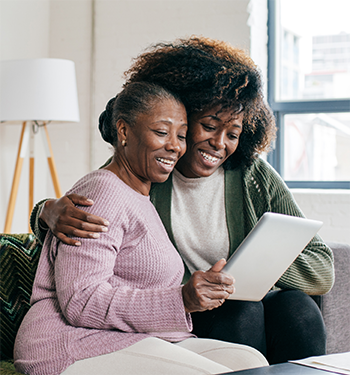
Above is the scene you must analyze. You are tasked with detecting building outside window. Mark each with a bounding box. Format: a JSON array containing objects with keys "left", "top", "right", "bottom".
[{"left": 267, "top": 0, "right": 350, "bottom": 188}]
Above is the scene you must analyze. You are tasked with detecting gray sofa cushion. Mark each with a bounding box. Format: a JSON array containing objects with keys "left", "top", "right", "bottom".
[{"left": 319, "top": 242, "right": 350, "bottom": 354}]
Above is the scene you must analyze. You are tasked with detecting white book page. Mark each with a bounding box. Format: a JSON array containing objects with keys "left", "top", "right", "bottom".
[{"left": 290, "top": 352, "right": 350, "bottom": 375}]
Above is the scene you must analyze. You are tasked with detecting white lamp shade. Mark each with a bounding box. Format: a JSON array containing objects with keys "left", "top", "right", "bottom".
[{"left": 0, "top": 58, "right": 80, "bottom": 122}]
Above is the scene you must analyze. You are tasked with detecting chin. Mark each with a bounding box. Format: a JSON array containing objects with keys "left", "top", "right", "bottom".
[
  {"left": 192, "top": 165, "right": 219, "bottom": 178},
  {"left": 152, "top": 173, "right": 171, "bottom": 183},
  {"left": 198, "top": 170, "right": 216, "bottom": 178}
]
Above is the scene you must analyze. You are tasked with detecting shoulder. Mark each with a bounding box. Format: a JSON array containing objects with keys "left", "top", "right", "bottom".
[
  {"left": 237, "top": 158, "right": 296, "bottom": 212},
  {"left": 67, "top": 169, "right": 127, "bottom": 201},
  {"left": 224, "top": 158, "right": 283, "bottom": 189},
  {"left": 241, "top": 158, "right": 287, "bottom": 190},
  {"left": 65, "top": 170, "right": 136, "bottom": 224},
  {"left": 245, "top": 157, "right": 279, "bottom": 178}
]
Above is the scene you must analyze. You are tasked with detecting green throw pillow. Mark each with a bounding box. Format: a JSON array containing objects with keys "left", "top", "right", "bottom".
[
  {"left": 0, "top": 233, "right": 42, "bottom": 361},
  {"left": 0, "top": 359, "right": 23, "bottom": 374}
]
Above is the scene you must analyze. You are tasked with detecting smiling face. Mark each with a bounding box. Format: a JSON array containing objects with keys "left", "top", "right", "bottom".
[
  {"left": 116, "top": 98, "right": 187, "bottom": 193},
  {"left": 175, "top": 105, "right": 243, "bottom": 178}
]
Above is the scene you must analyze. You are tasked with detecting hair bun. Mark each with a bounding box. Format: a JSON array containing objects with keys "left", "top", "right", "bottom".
[{"left": 98, "top": 97, "right": 116, "bottom": 145}]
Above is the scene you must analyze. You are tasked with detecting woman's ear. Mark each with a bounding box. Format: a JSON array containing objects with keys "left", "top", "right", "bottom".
[{"left": 116, "top": 119, "right": 128, "bottom": 145}]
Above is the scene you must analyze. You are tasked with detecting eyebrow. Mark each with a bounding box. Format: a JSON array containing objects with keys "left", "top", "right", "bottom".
[
  {"left": 200, "top": 115, "right": 221, "bottom": 121},
  {"left": 200, "top": 115, "right": 242, "bottom": 129},
  {"left": 150, "top": 120, "right": 188, "bottom": 127}
]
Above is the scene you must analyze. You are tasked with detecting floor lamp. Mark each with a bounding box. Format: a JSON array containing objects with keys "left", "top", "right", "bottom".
[{"left": 0, "top": 58, "right": 80, "bottom": 233}]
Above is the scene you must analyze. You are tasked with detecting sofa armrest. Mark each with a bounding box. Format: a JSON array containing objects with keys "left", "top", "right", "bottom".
[
  {"left": 0, "top": 233, "right": 42, "bottom": 361},
  {"left": 0, "top": 360, "right": 23, "bottom": 374},
  {"left": 315, "top": 242, "right": 350, "bottom": 354}
]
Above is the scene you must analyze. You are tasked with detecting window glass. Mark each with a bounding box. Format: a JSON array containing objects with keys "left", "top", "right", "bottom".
[
  {"left": 284, "top": 112, "right": 350, "bottom": 181},
  {"left": 276, "top": 0, "right": 350, "bottom": 101}
]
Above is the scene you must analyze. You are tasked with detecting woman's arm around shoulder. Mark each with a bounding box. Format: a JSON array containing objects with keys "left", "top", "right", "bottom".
[{"left": 30, "top": 158, "right": 113, "bottom": 245}]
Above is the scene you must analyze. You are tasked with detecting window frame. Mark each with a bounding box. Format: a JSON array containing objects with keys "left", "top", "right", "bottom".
[{"left": 267, "top": 0, "right": 350, "bottom": 189}]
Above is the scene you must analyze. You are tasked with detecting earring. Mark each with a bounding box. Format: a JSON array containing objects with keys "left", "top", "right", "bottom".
[{"left": 121, "top": 140, "right": 126, "bottom": 146}]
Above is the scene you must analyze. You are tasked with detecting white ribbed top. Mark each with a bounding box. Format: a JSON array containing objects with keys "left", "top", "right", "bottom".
[{"left": 171, "top": 167, "right": 230, "bottom": 273}]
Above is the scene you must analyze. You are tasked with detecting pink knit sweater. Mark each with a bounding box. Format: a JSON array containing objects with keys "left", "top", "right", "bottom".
[{"left": 14, "top": 170, "right": 193, "bottom": 375}]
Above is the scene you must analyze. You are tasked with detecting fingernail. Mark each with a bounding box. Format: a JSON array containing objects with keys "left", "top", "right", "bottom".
[
  {"left": 101, "top": 227, "right": 108, "bottom": 232},
  {"left": 91, "top": 233, "right": 100, "bottom": 239},
  {"left": 103, "top": 220, "right": 109, "bottom": 226},
  {"left": 75, "top": 241, "right": 81, "bottom": 246},
  {"left": 86, "top": 199, "right": 94, "bottom": 203}
]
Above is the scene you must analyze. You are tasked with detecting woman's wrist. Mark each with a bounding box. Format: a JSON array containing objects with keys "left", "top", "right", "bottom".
[{"left": 38, "top": 200, "right": 52, "bottom": 230}]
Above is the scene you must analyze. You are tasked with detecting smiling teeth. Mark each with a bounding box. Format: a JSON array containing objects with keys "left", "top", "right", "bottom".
[
  {"left": 200, "top": 151, "right": 219, "bottom": 162},
  {"left": 157, "top": 157, "right": 175, "bottom": 165}
]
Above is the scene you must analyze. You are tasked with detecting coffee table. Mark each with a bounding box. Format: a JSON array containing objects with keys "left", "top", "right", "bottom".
[{"left": 219, "top": 362, "right": 339, "bottom": 374}]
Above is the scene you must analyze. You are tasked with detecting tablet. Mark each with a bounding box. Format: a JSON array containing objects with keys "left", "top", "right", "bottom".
[{"left": 223, "top": 212, "right": 323, "bottom": 301}]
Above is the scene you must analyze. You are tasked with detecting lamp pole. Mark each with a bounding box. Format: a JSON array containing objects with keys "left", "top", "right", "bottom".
[{"left": 3, "top": 122, "right": 63, "bottom": 233}]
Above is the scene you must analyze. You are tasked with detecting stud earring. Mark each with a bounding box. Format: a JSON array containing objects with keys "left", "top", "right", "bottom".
[{"left": 121, "top": 140, "right": 126, "bottom": 146}]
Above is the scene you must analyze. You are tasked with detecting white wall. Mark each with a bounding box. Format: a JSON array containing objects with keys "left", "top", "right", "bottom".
[
  {"left": 1, "top": 0, "right": 349, "bottom": 245},
  {"left": 90, "top": 0, "right": 252, "bottom": 170},
  {"left": 47, "top": 0, "right": 93, "bottom": 191},
  {"left": 292, "top": 189, "right": 350, "bottom": 244},
  {"left": 0, "top": 0, "right": 52, "bottom": 232}
]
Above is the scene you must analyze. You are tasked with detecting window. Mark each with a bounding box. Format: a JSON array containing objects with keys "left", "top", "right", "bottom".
[{"left": 267, "top": 0, "right": 350, "bottom": 188}]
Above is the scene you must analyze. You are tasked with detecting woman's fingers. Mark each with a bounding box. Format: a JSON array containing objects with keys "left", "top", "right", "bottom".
[
  {"left": 206, "top": 298, "right": 226, "bottom": 311},
  {"left": 53, "top": 221, "right": 106, "bottom": 247},
  {"left": 59, "top": 210, "right": 109, "bottom": 233},
  {"left": 185, "top": 290, "right": 230, "bottom": 312},
  {"left": 209, "top": 258, "right": 227, "bottom": 272},
  {"left": 203, "top": 272, "right": 235, "bottom": 290},
  {"left": 206, "top": 258, "right": 235, "bottom": 285},
  {"left": 65, "top": 193, "right": 94, "bottom": 207},
  {"left": 182, "top": 269, "right": 235, "bottom": 313},
  {"left": 40, "top": 196, "right": 109, "bottom": 245},
  {"left": 55, "top": 232, "right": 82, "bottom": 247},
  {"left": 192, "top": 280, "right": 234, "bottom": 301},
  {"left": 55, "top": 220, "right": 106, "bottom": 238},
  {"left": 66, "top": 194, "right": 110, "bottom": 227}
]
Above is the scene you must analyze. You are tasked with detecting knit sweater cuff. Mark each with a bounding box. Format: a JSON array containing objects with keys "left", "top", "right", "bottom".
[{"left": 30, "top": 198, "right": 50, "bottom": 244}]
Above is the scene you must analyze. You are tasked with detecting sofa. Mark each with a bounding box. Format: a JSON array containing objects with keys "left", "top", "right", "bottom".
[{"left": 1, "top": 233, "right": 350, "bottom": 374}]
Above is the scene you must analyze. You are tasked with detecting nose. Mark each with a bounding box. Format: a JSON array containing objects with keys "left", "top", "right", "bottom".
[
  {"left": 165, "top": 132, "right": 182, "bottom": 153},
  {"left": 209, "top": 131, "right": 225, "bottom": 150}
]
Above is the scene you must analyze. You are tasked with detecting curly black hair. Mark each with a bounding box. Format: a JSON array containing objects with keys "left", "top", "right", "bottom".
[{"left": 124, "top": 36, "right": 276, "bottom": 169}]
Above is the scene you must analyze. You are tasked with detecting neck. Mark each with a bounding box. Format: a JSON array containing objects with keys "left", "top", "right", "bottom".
[
  {"left": 104, "top": 155, "right": 151, "bottom": 196},
  {"left": 174, "top": 161, "right": 193, "bottom": 178}
]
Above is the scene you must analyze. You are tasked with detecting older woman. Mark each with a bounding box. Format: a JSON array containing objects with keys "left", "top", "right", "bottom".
[
  {"left": 15, "top": 82, "right": 268, "bottom": 375},
  {"left": 30, "top": 37, "right": 334, "bottom": 365}
]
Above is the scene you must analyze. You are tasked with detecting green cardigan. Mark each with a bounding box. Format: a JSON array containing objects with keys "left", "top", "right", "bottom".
[
  {"left": 31, "top": 158, "right": 334, "bottom": 295},
  {"left": 150, "top": 158, "right": 334, "bottom": 292}
]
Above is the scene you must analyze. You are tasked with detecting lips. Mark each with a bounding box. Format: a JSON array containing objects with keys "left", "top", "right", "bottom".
[
  {"left": 156, "top": 157, "right": 176, "bottom": 166},
  {"left": 155, "top": 156, "right": 178, "bottom": 174},
  {"left": 199, "top": 150, "right": 222, "bottom": 164}
]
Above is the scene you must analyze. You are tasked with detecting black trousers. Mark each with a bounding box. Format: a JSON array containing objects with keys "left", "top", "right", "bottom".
[{"left": 191, "top": 289, "right": 326, "bottom": 364}]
